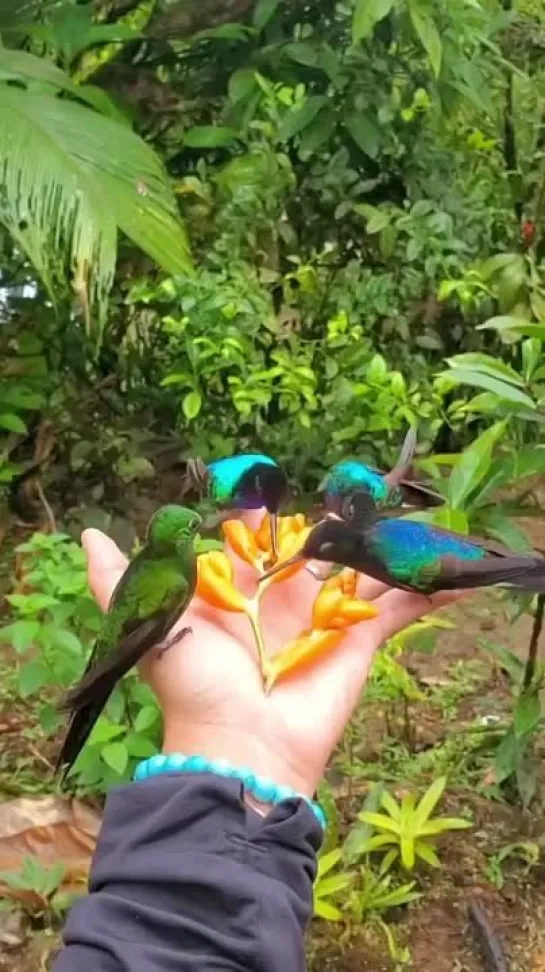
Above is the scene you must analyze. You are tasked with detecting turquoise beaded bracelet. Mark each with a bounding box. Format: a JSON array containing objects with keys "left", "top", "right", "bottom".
[{"left": 134, "top": 753, "right": 327, "bottom": 831}]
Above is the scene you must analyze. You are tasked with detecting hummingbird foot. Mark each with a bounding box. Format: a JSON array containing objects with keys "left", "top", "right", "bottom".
[{"left": 157, "top": 626, "right": 193, "bottom": 660}]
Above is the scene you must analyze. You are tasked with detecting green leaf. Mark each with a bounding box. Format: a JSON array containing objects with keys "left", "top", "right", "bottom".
[
  {"left": 352, "top": 0, "right": 394, "bottom": 43},
  {"left": 344, "top": 111, "right": 380, "bottom": 159},
  {"left": 253, "top": 0, "right": 282, "bottom": 31},
  {"left": 358, "top": 811, "right": 400, "bottom": 834},
  {"left": 353, "top": 203, "right": 391, "bottom": 233},
  {"left": 440, "top": 368, "right": 536, "bottom": 409},
  {"left": 448, "top": 421, "right": 508, "bottom": 509},
  {"left": 88, "top": 718, "right": 125, "bottom": 745},
  {"left": 400, "top": 835, "right": 415, "bottom": 870},
  {"left": 101, "top": 740, "right": 129, "bottom": 775},
  {"left": 428, "top": 506, "right": 469, "bottom": 533},
  {"left": 477, "top": 317, "right": 545, "bottom": 342},
  {"left": 313, "top": 898, "right": 343, "bottom": 921},
  {"left": 182, "top": 390, "right": 202, "bottom": 421},
  {"left": 124, "top": 733, "right": 157, "bottom": 758},
  {"left": 53, "top": 629, "right": 84, "bottom": 655},
  {"left": 18, "top": 661, "right": 50, "bottom": 698},
  {"left": 183, "top": 126, "right": 239, "bottom": 148},
  {"left": 514, "top": 691, "right": 541, "bottom": 738},
  {"left": 494, "top": 726, "right": 518, "bottom": 784},
  {"left": 315, "top": 874, "right": 353, "bottom": 896},
  {"left": 445, "top": 353, "right": 525, "bottom": 386},
  {"left": 0, "top": 81, "right": 191, "bottom": 329},
  {"left": 228, "top": 68, "right": 258, "bottom": 104},
  {"left": 277, "top": 95, "right": 328, "bottom": 143},
  {"left": 418, "top": 817, "right": 472, "bottom": 836},
  {"left": 380, "top": 789, "right": 402, "bottom": 821},
  {"left": 299, "top": 107, "right": 336, "bottom": 156},
  {"left": 317, "top": 849, "right": 342, "bottom": 877},
  {"left": 408, "top": 0, "right": 442, "bottom": 76},
  {"left": 414, "top": 841, "right": 441, "bottom": 868},
  {"left": 342, "top": 782, "right": 385, "bottom": 864},
  {"left": 134, "top": 705, "right": 160, "bottom": 733},
  {"left": 0, "top": 619, "right": 40, "bottom": 653},
  {"left": 412, "top": 777, "right": 447, "bottom": 830},
  {"left": 0, "top": 412, "right": 27, "bottom": 433}
]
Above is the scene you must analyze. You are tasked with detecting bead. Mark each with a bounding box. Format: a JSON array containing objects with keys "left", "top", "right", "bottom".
[
  {"left": 148, "top": 754, "right": 167, "bottom": 774},
  {"left": 165, "top": 754, "right": 186, "bottom": 772},
  {"left": 274, "top": 785, "right": 297, "bottom": 804},
  {"left": 133, "top": 753, "right": 326, "bottom": 830},
  {"left": 183, "top": 754, "right": 208, "bottom": 773},
  {"left": 252, "top": 776, "right": 277, "bottom": 803},
  {"left": 208, "top": 759, "right": 234, "bottom": 778},
  {"left": 236, "top": 766, "right": 256, "bottom": 790}
]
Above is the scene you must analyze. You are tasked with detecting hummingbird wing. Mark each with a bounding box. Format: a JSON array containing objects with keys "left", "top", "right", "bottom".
[
  {"left": 383, "top": 425, "right": 417, "bottom": 491},
  {"left": 419, "top": 552, "right": 545, "bottom": 592}
]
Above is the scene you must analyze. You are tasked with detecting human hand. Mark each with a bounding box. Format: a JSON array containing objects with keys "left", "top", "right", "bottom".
[{"left": 82, "top": 513, "right": 463, "bottom": 797}]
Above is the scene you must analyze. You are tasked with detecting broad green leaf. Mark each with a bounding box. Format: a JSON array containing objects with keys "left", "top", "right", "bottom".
[
  {"left": 134, "top": 705, "right": 160, "bottom": 733},
  {"left": 478, "top": 514, "right": 531, "bottom": 553},
  {"left": 494, "top": 726, "right": 518, "bottom": 784},
  {"left": 277, "top": 95, "right": 328, "bottom": 143},
  {"left": 414, "top": 841, "right": 441, "bottom": 868},
  {"left": 344, "top": 111, "right": 380, "bottom": 159},
  {"left": 253, "top": 0, "right": 282, "bottom": 30},
  {"left": 182, "top": 390, "right": 202, "bottom": 421},
  {"left": 477, "top": 317, "right": 545, "bottom": 342},
  {"left": 299, "top": 107, "right": 336, "bottom": 156},
  {"left": 448, "top": 421, "right": 508, "bottom": 509},
  {"left": 18, "top": 661, "right": 49, "bottom": 698},
  {"left": 412, "top": 777, "right": 447, "bottom": 830},
  {"left": 124, "top": 733, "right": 157, "bottom": 758},
  {"left": 353, "top": 203, "right": 391, "bottom": 234},
  {"left": 0, "top": 84, "right": 191, "bottom": 330},
  {"left": 408, "top": 0, "right": 442, "bottom": 76},
  {"left": 418, "top": 817, "right": 471, "bottom": 836},
  {"left": 400, "top": 835, "right": 415, "bottom": 869},
  {"left": 317, "top": 849, "right": 342, "bottom": 877},
  {"left": 428, "top": 506, "right": 468, "bottom": 533},
  {"left": 228, "top": 68, "right": 258, "bottom": 103},
  {"left": 313, "top": 898, "right": 343, "bottom": 921},
  {"left": 0, "top": 412, "right": 27, "bottom": 433},
  {"left": 514, "top": 691, "right": 541, "bottom": 738},
  {"left": 352, "top": 0, "right": 394, "bottom": 43},
  {"left": 358, "top": 811, "right": 400, "bottom": 834},
  {"left": 102, "top": 740, "right": 129, "bottom": 775},
  {"left": 183, "top": 126, "right": 239, "bottom": 148},
  {"left": 440, "top": 367, "right": 536, "bottom": 408},
  {"left": 380, "top": 789, "right": 401, "bottom": 821},
  {"left": 445, "top": 353, "right": 525, "bottom": 386},
  {"left": 88, "top": 718, "right": 125, "bottom": 745},
  {"left": 347, "top": 834, "right": 397, "bottom": 854},
  {"left": 0, "top": 619, "right": 40, "bottom": 653},
  {"left": 342, "top": 782, "right": 385, "bottom": 864},
  {"left": 53, "top": 629, "right": 84, "bottom": 654},
  {"left": 315, "top": 874, "right": 353, "bottom": 896}
]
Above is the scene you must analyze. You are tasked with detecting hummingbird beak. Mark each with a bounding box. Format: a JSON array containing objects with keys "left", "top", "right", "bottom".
[
  {"left": 258, "top": 552, "right": 305, "bottom": 583},
  {"left": 269, "top": 512, "right": 279, "bottom": 560}
]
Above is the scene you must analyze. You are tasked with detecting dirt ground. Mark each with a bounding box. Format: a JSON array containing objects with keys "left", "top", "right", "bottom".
[{"left": 1, "top": 498, "right": 545, "bottom": 971}]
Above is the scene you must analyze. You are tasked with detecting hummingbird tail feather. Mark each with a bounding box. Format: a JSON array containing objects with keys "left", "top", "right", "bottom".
[
  {"left": 384, "top": 426, "right": 417, "bottom": 491},
  {"left": 436, "top": 553, "right": 545, "bottom": 592}
]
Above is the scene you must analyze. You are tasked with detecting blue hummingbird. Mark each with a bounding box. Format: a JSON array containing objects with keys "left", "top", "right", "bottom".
[
  {"left": 321, "top": 427, "right": 443, "bottom": 518},
  {"left": 185, "top": 453, "right": 289, "bottom": 558},
  {"left": 261, "top": 491, "right": 545, "bottom": 595}
]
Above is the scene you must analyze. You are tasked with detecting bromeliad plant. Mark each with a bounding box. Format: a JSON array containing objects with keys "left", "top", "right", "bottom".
[
  {"left": 355, "top": 777, "right": 472, "bottom": 871},
  {"left": 196, "top": 513, "right": 378, "bottom": 690}
]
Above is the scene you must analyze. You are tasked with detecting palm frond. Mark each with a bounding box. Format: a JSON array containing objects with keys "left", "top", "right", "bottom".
[{"left": 0, "top": 48, "right": 192, "bottom": 335}]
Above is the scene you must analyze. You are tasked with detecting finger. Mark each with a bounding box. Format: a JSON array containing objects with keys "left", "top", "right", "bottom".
[
  {"left": 369, "top": 587, "right": 467, "bottom": 644},
  {"left": 82, "top": 528, "right": 128, "bottom": 611},
  {"left": 356, "top": 574, "right": 389, "bottom": 601}
]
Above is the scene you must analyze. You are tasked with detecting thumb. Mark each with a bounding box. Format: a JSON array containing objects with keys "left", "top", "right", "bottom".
[{"left": 82, "top": 528, "right": 128, "bottom": 611}]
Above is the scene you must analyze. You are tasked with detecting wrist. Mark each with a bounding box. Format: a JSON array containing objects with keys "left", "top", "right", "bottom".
[{"left": 162, "top": 720, "right": 317, "bottom": 798}]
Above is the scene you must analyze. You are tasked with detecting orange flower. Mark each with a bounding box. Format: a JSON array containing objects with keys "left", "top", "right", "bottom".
[
  {"left": 222, "top": 520, "right": 262, "bottom": 567},
  {"left": 255, "top": 512, "right": 308, "bottom": 557},
  {"left": 265, "top": 629, "right": 345, "bottom": 691},
  {"left": 196, "top": 552, "right": 247, "bottom": 612},
  {"left": 311, "top": 569, "right": 377, "bottom": 630},
  {"left": 312, "top": 584, "right": 344, "bottom": 629},
  {"left": 264, "top": 526, "right": 312, "bottom": 584}
]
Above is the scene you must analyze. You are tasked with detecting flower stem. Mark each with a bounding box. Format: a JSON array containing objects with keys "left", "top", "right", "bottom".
[{"left": 245, "top": 598, "right": 274, "bottom": 690}]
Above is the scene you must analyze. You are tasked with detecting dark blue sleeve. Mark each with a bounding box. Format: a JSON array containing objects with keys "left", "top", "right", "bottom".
[{"left": 53, "top": 774, "right": 321, "bottom": 971}]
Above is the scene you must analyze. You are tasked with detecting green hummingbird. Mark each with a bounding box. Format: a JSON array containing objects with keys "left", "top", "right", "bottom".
[
  {"left": 185, "top": 453, "right": 289, "bottom": 558},
  {"left": 56, "top": 505, "right": 201, "bottom": 777},
  {"left": 321, "top": 426, "right": 443, "bottom": 517},
  {"left": 261, "top": 492, "right": 545, "bottom": 595}
]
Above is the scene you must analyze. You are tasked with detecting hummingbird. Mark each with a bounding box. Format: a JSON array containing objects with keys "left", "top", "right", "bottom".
[
  {"left": 56, "top": 505, "right": 201, "bottom": 778},
  {"left": 260, "top": 492, "right": 545, "bottom": 595},
  {"left": 321, "top": 426, "right": 443, "bottom": 518},
  {"left": 185, "top": 453, "right": 289, "bottom": 558}
]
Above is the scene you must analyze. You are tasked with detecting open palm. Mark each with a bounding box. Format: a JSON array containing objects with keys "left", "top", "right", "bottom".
[{"left": 83, "top": 512, "right": 463, "bottom": 796}]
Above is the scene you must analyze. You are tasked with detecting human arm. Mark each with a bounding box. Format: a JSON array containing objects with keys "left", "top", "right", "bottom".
[{"left": 53, "top": 514, "right": 461, "bottom": 971}]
